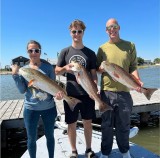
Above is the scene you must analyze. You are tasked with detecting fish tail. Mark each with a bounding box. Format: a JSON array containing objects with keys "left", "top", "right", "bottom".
[
  {"left": 99, "top": 102, "right": 113, "bottom": 112},
  {"left": 142, "top": 88, "right": 158, "bottom": 100},
  {"left": 65, "top": 97, "right": 81, "bottom": 111}
]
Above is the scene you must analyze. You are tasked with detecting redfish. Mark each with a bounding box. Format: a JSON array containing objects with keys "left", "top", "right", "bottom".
[
  {"left": 19, "top": 67, "right": 80, "bottom": 111},
  {"left": 101, "top": 61, "right": 157, "bottom": 100}
]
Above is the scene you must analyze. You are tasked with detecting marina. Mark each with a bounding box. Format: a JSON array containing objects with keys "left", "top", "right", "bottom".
[{"left": 1, "top": 66, "right": 160, "bottom": 157}]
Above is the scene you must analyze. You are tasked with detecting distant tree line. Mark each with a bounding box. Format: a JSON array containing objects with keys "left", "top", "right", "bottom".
[
  {"left": 1, "top": 57, "right": 160, "bottom": 71},
  {"left": 154, "top": 58, "right": 160, "bottom": 64},
  {"left": 137, "top": 57, "right": 160, "bottom": 65}
]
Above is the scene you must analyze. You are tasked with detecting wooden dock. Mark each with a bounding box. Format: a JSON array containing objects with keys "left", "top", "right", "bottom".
[{"left": 0, "top": 89, "right": 160, "bottom": 125}]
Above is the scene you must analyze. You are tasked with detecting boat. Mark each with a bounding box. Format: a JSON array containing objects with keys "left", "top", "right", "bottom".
[{"left": 21, "top": 120, "right": 159, "bottom": 158}]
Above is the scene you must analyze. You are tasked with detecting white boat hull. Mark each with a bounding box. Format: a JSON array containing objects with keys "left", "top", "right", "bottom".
[{"left": 21, "top": 127, "right": 159, "bottom": 158}]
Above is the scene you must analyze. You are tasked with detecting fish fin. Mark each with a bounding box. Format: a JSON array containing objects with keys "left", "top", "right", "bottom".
[
  {"left": 37, "top": 69, "right": 45, "bottom": 74},
  {"left": 113, "top": 71, "right": 120, "bottom": 78},
  {"left": 29, "top": 87, "right": 37, "bottom": 98},
  {"left": 142, "top": 88, "right": 158, "bottom": 100},
  {"left": 111, "top": 77, "right": 118, "bottom": 82},
  {"left": 28, "top": 79, "right": 35, "bottom": 87},
  {"left": 76, "top": 73, "right": 80, "bottom": 84},
  {"left": 111, "top": 72, "right": 120, "bottom": 82},
  {"left": 64, "top": 97, "right": 81, "bottom": 111},
  {"left": 28, "top": 80, "right": 40, "bottom": 90},
  {"left": 99, "top": 102, "right": 113, "bottom": 112},
  {"left": 110, "top": 73, "right": 117, "bottom": 82}
]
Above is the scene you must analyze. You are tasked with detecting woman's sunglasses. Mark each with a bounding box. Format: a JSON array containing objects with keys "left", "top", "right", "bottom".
[{"left": 28, "top": 49, "right": 41, "bottom": 54}]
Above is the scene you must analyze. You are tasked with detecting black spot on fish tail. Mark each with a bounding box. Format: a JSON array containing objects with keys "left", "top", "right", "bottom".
[
  {"left": 99, "top": 102, "right": 113, "bottom": 112},
  {"left": 142, "top": 88, "right": 158, "bottom": 100},
  {"left": 65, "top": 97, "right": 81, "bottom": 111}
]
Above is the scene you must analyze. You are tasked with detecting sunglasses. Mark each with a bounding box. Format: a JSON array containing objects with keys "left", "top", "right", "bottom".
[
  {"left": 106, "top": 24, "right": 119, "bottom": 31},
  {"left": 28, "top": 49, "right": 41, "bottom": 54},
  {"left": 71, "top": 30, "right": 83, "bottom": 34}
]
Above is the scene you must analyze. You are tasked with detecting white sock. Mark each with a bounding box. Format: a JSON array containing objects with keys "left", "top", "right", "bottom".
[{"left": 122, "top": 151, "right": 131, "bottom": 158}]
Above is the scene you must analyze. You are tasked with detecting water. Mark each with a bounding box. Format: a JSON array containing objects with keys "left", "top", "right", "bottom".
[
  {"left": 138, "top": 66, "right": 160, "bottom": 88},
  {"left": 0, "top": 75, "right": 25, "bottom": 100},
  {"left": 97, "top": 65, "right": 160, "bottom": 88},
  {"left": 131, "top": 125, "right": 160, "bottom": 155},
  {"left": 1, "top": 66, "right": 160, "bottom": 101},
  {"left": 0, "top": 66, "right": 160, "bottom": 156},
  {"left": 132, "top": 66, "right": 160, "bottom": 156}
]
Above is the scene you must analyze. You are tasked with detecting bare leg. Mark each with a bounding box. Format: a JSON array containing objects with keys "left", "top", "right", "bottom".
[
  {"left": 68, "top": 122, "right": 77, "bottom": 151},
  {"left": 83, "top": 119, "right": 92, "bottom": 149}
]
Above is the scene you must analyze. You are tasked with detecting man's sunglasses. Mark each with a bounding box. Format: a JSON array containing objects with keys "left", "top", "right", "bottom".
[
  {"left": 71, "top": 30, "right": 83, "bottom": 34},
  {"left": 106, "top": 24, "right": 119, "bottom": 31},
  {"left": 28, "top": 49, "right": 41, "bottom": 54}
]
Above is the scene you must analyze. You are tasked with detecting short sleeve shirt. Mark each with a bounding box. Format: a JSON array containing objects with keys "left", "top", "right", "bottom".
[
  {"left": 57, "top": 46, "right": 97, "bottom": 96},
  {"left": 97, "top": 39, "right": 137, "bottom": 92}
]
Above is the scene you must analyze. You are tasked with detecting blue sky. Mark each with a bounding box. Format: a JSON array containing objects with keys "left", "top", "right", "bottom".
[{"left": 1, "top": 0, "right": 159, "bottom": 68}]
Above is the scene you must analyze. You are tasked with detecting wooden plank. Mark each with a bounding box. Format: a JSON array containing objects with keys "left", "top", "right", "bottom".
[
  {"left": 0, "top": 89, "right": 159, "bottom": 122},
  {"left": 0, "top": 100, "right": 13, "bottom": 120},
  {"left": 19, "top": 100, "right": 24, "bottom": 118},
  {"left": 0, "top": 100, "right": 7, "bottom": 109},
  {"left": 10, "top": 99, "right": 24, "bottom": 119},
  {"left": 1, "top": 100, "right": 18, "bottom": 120}
]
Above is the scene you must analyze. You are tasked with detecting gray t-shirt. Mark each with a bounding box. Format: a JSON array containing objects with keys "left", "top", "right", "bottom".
[{"left": 57, "top": 46, "right": 97, "bottom": 96}]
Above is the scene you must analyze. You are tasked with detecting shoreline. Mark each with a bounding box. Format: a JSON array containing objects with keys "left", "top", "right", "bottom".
[
  {"left": 0, "top": 64, "right": 160, "bottom": 75},
  {"left": 0, "top": 71, "right": 12, "bottom": 75}
]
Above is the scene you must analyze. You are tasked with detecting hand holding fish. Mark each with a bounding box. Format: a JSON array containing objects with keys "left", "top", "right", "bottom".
[
  {"left": 64, "top": 63, "right": 74, "bottom": 73},
  {"left": 134, "top": 80, "right": 144, "bottom": 93},
  {"left": 11, "top": 64, "right": 20, "bottom": 75},
  {"left": 98, "top": 64, "right": 105, "bottom": 74},
  {"left": 55, "top": 91, "right": 64, "bottom": 100},
  {"left": 131, "top": 71, "right": 144, "bottom": 93},
  {"left": 19, "top": 68, "right": 81, "bottom": 111}
]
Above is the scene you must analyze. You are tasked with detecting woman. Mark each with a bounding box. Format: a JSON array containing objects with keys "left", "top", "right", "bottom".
[{"left": 12, "top": 40, "right": 63, "bottom": 158}]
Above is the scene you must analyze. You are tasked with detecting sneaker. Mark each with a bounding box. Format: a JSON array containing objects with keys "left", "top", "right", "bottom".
[
  {"left": 69, "top": 151, "right": 78, "bottom": 158},
  {"left": 122, "top": 151, "right": 131, "bottom": 158},
  {"left": 85, "top": 150, "right": 97, "bottom": 158},
  {"left": 99, "top": 153, "right": 108, "bottom": 158}
]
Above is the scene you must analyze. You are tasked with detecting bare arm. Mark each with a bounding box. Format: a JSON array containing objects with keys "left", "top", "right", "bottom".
[
  {"left": 131, "top": 70, "right": 140, "bottom": 80},
  {"left": 97, "top": 64, "right": 105, "bottom": 74},
  {"left": 131, "top": 69, "right": 143, "bottom": 92},
  {"left": 90, "top": 69, "right": 98, "bottom": 85},
  {"left": 131, "top": 70, "right": 143, "bottom": 85},
  {"left": 55, "top": 63, "right": 74, "bottom": 75},
  {"left": 55, "top": 66, "right": 66, "bottom": 75}
]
